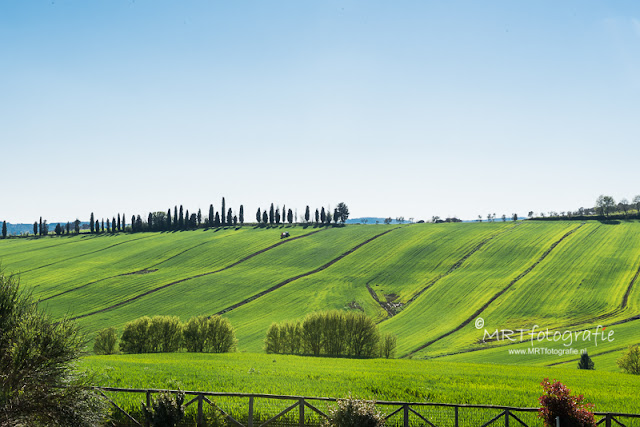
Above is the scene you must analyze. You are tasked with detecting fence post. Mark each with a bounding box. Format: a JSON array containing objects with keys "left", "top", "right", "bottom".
[
  {"left": 145, "top": 391, "right": 151, "bottom": 427},
  {"left": 505, "top": 409, "right": 509, "bottom": 427},
  {"left": 197, "top": 394, "right": 203, "bottom": 427},
  {"left": 605, "top": 414, "right": 612, "bottom": 427},
  {"left": 299, "top": 398, "right": 305, "bottom": 427},
  {"left": 248, "top": 396, "right": 254, "bottom": 427},
  {"left": 403, "top": 404, "right": 409, "bottom": 427},
  {"left": 454, "top": 405, "right": 459, "bottom": 427}
]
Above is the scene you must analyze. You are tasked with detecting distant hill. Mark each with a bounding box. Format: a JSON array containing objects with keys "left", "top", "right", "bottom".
[{"left": 2, "top": 222, "right": 91, "bottom": 236}]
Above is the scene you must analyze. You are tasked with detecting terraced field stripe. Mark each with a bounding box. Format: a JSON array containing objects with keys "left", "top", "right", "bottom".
[
  {"left": 214, "top": 227, "right": 401, "bottom": 316},
  {"left": 403, "top": 222, "right": 586, "bottom": 358},
  {"left": 67, "top": 229, "right": 326, "bottom": 320},
  {"left": 18, "top": 234, "right": 156, "bottom": 274},
  {"left": 622, "top": 259, "right": 640, "bottom": 309},
  {"left": 394, "top": 222, "right": 522, "bottom": 313},
  {"left": 366, "top": 283, "right": 395, "bottom": 317}
]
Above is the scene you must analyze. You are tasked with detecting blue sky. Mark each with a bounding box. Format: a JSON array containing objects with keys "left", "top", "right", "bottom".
[{"left": 1, "top": 1, "right": 639, "bottom": 223}]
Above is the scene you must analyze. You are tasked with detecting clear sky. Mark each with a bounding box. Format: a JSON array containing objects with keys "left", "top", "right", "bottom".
[{"left": 1, "top": 1, "right": 639, "bottom": 224}]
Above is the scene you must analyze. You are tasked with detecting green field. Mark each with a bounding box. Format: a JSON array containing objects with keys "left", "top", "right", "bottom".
[
  {"left": 81, "top": 352, "right": 640, "bottom": 413},
  {"left": 2, "top": 220, "right": 640, "bottom": 409}
]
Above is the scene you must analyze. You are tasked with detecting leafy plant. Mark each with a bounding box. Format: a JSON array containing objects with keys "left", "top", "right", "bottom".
[
  {"left": 142, "top": 390, "right": 185, "bottom": 427},
  {"left": 324, "top": 396, "right": 385, "bottom": 427},
  {"left": 0, "top": 270, "right": 108, "bottom": 425},
  {"left": 616, "top": 345, "right": 640, "bottom": 375},
  {"left": 538, "top": 378, "right": 595, "bottom": 427},
  {"left": 94, "top": 326, "right": 118, "bottom": 355}
]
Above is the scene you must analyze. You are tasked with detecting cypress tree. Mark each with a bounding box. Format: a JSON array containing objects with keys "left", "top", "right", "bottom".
[
  {"left": 233, "top": 215, "right": 238, "bottom": 226},
  {"left": 256, "top": 208, "right": 261, "bottom": 224},
  {"left": 107, "top": 219, "right": 111, "bottom": 233},
  {"left": 334, "top": 208, "right": 339, "bottom": 224},
  {"left": 185, "top": 210, "right": 190, "bottom": 229},
  {"left": 131, "top": 216, "right": 135, "bottom": 232},
  {"left": 282, "top": 205, "right": 286, "bottom": 223},
  {"left": 287, "top": 209, "right": 293, "bottom": 224},
  {"left": 96, "top": 220, "right": 100, "bottom": 233},
  {"left": 112, "top": 218, "right": 115, "bottom": 232},
  {"left": 269, "top": 203, "right": 275, "bottom": 225},
  {"left": 262, "top": 211, "right": 268, "bottom": 224},
  {"left": 136, "top": 215, "right": 142, "bottom": 231},
  {"left": 117, "top": 214, "right": 121, "bottom": 231},
  {"left": 39, "top": 217, "right": 43, "bottom": 236},
  {"left": 275, "top": 208, "right": 281, "bottom": 225},
  {"left": 66, "top": 222, "right": 71, "bottom": 234},
  {"left": 227, "top": 208, "right": 232, "bottom": 226},
  {"left": 90, "top": 213, "right": 95, "bottom": 233},
  {"left": 221, "top": 197, "right": 226, "bottom": 225},
  {"left": 197, "top": 208, "right": 202, "bottom": 226},
  {"left": 174, "top": 206, "right": 178, "bottom": 229},
  {"left": 33, "top": 222, "right": 37, "bottom": 236},
  {"left": 101, "top": 219, "right": 104, "bottom": 233},
  {"left": 2, "top": 221, "right": 6, "bottom": 239},
  {"left": 122, "top": 213, "right": 125, "bottom": 231},
  {"left": 315, "top": 209, "right": 319, "bottom": 223},
  {"left": 239, "top": 205, "right": 244, "bottom": 225},
  {"left": 179, "top": 205, "right": 184, "bottom": 229},
  {"left": 320, "top": 207, "right": 326, "bottom": 223},
  {"left": 167, "top": 209, "right": 172, "bottom": 230},
  {"left": 148, "top": 213, "right": 153, "bottom": 230},
  {"left": 209, "top": 204, "right": 214, "bottom": 227},
  {"left": 305, "top": 206, "right": 310, "bottom": 223},
  {"left": 214, "top": 212, "right": 220, "bottom": 227}
]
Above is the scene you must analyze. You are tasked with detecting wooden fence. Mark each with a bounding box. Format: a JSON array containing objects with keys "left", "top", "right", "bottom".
[{"left": 96, "top": 387, "right": 640, "bottom": 427}]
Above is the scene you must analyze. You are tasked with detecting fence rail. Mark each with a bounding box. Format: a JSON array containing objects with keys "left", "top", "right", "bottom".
[{"left": 95, "top": 387, "right": 640, "bottom": 427}]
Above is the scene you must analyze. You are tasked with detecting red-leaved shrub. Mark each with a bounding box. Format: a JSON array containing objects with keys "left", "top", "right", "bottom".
[{"left": 538, "top": 378, "right": 595, "bottom": 427}]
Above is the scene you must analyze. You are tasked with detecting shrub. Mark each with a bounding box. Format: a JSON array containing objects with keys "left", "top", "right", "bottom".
[
  {"left": 379, "top": 333, "right": 397, "bottom": 359},
  {"left": 183, "top": 315, "right": 237, "bottom": 353},
  {"left": 344, "top": 311, "right": 379, "bottom": 357},
  {"left": 183, "top": 316, "right": 207, "bottom": 352},
  {"left": 0, "top": 270, "right": 108, "bottom": 425},
  {"left": 264, "top": 323, "right": 281, "bottom": 354},
  {"left": 203, "top": 315, "right": 237, "bottom": 353},
  {"left": 324, "top": 396, "right": 385, "bottom": 427},
  {"left": 149, "top": 315, "right": 183, "bottom": 353},
  {"left": 616, "top": 345, "right": 640, "bottom": 375},
  {"left": 143, "top": 390, "right": 185, "bottom": 427},
  {"left": 538, "top": 378, "right": 595, "bottom": 427},
  {"left": 577, "top": 351, "right": 594, "bottom": 370},
  {"left": 94, "top": 326, "right": 118, "bottom": 355},
  {"left": 120, "top": 316, "right": 152, "bottom": 353}
]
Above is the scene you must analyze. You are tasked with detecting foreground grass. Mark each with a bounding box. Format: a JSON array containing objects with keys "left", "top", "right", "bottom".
[{"left": 82, "top": 353, "right": 640, "bottom": 414}]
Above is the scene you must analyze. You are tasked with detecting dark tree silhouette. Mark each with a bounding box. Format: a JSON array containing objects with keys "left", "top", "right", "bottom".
[
  {"left": 101, "top": 219, "right": 104, "bottom": 233},
  {"left": 287, "top": 209, "right": 293, "bottom": 224},
  {"left": 148, "top": 213, "right": 153, "bottom": 230},
  {"left": 209, "top": 204, "right": 214, "bottom": 227},
  {"left": 335, "top": 202, "right": 349, "bottom": 224},
  {"left": 167, "top": 209, "right": 172, "bottom": 230},
  {"left": 214, "top": 212, "right": 220, "bottom": 227},
  {"left": 269, "top": 203, "right": 275, "bottom": 225},
  {"left": 239, "top": 205, "right": 244, "bottom": 225},
  {"left": 117, "top": 214, "right": 121, "bottom": 231},
  {"left": 2, "top": 221, "right": 7, "bottom": 239},
  {"left": 320, "top": 207, "right": 326, "bottom": 224},
  {"left": 197, "top": 208, "right": 202, "bottom": 226},
  {"left": 66, "top": 222, "right": 71, "bottom": 235},
  {"left": 90, "top": 213, "right": 95, "bottom": 233},
  {"left": 131, "top": 216, "right": 135, "bottom": 232},
  {"left": 74, "top": 219, "right": 80, "bottom": 234},
  {"left": 96, "top": 220, "right": 100, "bottom": 233},
  {"left": 33, "top": 222, "right": 37, "bottom": 236},
  {"left": 275, "top": 208, "right": 281, "bottom": 225},
  {"left": 226, "top": 208, "right": 232, "bottom": 226},
  {"left": 107, "top": 219, "right": 111, "bottom": 233},
  {"left": 185, "top": 210, "right": 190, "bottom": 229},
  {"left": 315, "top": 208, "right": 319, "bottom": 224},
  {"left": 179, "top": 205, "right": 184, "bottom": 229},
  {"left": 221, "top": 197, "right": 226, "bottom": 225},
  {"left": 174, "top": 206, "right": 178, "bottom": 230},
  {"left": 256, "top": 208, "right": 261, "bottom": 224},
  {"left": 39, "top": 217, "right": 43, "bottom": 236},
  {"left": 305, "top": 206, "right": 310, "bottom": 223},
  {"left": 262, "top": 211, "right": 268, "bottom": 224}
]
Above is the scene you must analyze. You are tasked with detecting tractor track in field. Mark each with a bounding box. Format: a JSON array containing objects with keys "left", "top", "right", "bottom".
[
  {"left": 403, "top": 222, "right": 586, "bottom": 358},
  {"left": 366, "top": 283, "right": 396, "bottom": 317},
  {"left": 214, "top": 227, "right": 402, "bottom": 316},
  {"left": 19, "top": 235, "right": 157, "bottom": 275},
  {"left": 67, "top": 229, "right": 326, "bottom": 320},
  {"left": 621, "top": 257, "right": 640, "bottom": 310}
]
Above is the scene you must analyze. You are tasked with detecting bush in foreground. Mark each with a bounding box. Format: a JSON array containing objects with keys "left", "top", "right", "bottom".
[
  {"left": 142, "top": 390, "right": 185, "bottom": 427},
  {"left": 323, "top": 396, "right": 385, "bottom": 427},
  {"left": 0, "top": 270, "right": 107, "bottom": 425},
  {"left": 538, "top": 378, "right": 595, "bottom": 427}
]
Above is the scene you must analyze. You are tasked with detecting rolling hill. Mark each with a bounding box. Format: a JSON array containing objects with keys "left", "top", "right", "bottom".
[{"left": 1, "top": 221, "right": 639, "bottom": 371}]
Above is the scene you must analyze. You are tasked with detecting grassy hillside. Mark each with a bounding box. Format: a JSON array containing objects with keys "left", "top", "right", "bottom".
[{"left": 1, "top": 221, "right": 639, "bottom": 370}]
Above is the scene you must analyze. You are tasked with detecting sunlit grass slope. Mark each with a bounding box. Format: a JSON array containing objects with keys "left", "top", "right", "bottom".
[{"left": 1, "top": 220, "right": 639, "bottom": 362}]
